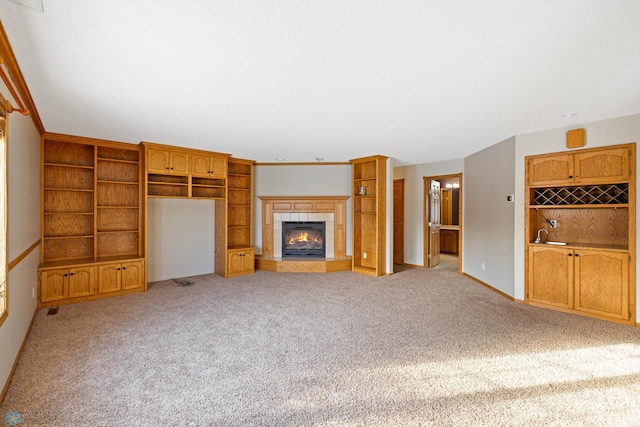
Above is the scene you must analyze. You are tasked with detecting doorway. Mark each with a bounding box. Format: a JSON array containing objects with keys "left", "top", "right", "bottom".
[{"left": 423, "top": 174, "right": 462, "bottom": 273}]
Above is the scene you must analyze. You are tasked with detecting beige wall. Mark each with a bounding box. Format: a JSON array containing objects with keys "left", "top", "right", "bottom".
[
  {"left": 463, "top": 137, "right": 516, "bottom": 294},
  {"left": 0, "top": 86, "right": 41, "bottom": 396},
  {"left": 147, "top": 198, "right": 216, "bottom": 282}
]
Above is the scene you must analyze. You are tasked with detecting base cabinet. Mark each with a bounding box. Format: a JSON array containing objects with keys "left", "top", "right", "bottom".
[
  {"left": 39, "top": 260, "right": 145, "bottom": 307},
  {"left": 528, "top": 246, "right": 630, "bottom": 322},
  {"left": 98, "top": 261, "right": 145, "bottom": 294},
  {"left": 227, "top": 248, "right": 255, "bottom": 278},
  {"left": 528, "top": 246, "right": 573, "bottom": 309},
  {"left": 574, "top": 250, "right": 629, "bottom": 320},
  {"left": 40, "top": 267, "right": 96, "bottom": 303},
  {"left": 440, "top": 229, "right": 459, "bottom": 255}
]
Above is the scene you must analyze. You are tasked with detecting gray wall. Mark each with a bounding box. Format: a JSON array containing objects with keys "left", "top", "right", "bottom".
[
  {"left": 514, "top": 113, "right": 640, "bottom": 320},
  {"left": 254, "top": 164, "right": 352, "bottom": 256},
  {"left": 147, "top": 198, "right": 216, "bottom": 282},
  {"left": 393, "top": 159, "right": 464, "bottom": 266},
  {"left": 0, "top": 93, "right": 41, "bottom": 394},
  {"left": 463, "top": 137, "right": 516, "bottom": 295}
]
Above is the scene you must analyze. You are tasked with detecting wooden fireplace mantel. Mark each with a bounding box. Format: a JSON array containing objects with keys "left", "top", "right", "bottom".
[{"left": 258, "top": 196, "right": 349, "bottom": 272}]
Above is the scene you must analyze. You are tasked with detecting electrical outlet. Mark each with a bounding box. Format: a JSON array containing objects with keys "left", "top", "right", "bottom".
[
  {"left": 32, "top": 288, "right": 35, "bottom": 298},
  {"left": 363, "top": 252, "right": 367, "bottom": 259},
  {"left": 549, "top": 220, "right": 558, "bottom": 228},
  {"left": 481, "top": 262, "right": 485, "bottom": 270}
]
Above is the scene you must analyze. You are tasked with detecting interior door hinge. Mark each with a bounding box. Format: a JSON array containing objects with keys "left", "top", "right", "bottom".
[{"left": 427, "top": 254, "right": 432, "bottom": 259}]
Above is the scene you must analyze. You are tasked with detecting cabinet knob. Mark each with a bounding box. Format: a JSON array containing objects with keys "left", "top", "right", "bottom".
[
  {"left": 568, "top": 254, "right": 572, "bottom": 257},
  {"left": 64, "top": 273, "right": 69, "bottom": 277},
  {"left": 569, "top": 175, "right": 573, "bottom": 179},
  {"left": 575, "top": 253, "right": 580, "bottom": 257},
  {"left": 117, "top": 268, "right": 121, "bottom": 271},
  {"left": 70, "top": 272, "right": 74, "bottom": 276},
  {"left": 122, "top": 267, "right": 126, "bottom": 270}
]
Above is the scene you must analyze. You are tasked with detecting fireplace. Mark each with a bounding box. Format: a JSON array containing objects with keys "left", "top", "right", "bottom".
[{"left": 282, "top": 221, "right": 325, "bottom": 258}]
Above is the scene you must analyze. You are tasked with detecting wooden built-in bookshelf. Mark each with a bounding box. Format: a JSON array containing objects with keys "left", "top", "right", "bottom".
[
  {"left": 215, "top": 158, "right": 255, "bottom": 278},
  {"left": 351, "top": 155, "right": 387, "bottom": 276},
  {"left": 39, "top": 134, "right": 145, "bottom": 307}
]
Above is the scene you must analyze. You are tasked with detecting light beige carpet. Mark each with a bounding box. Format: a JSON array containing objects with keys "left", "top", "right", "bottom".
[{"left": 2, "top": 268, "right": 640, "bottom": 426}]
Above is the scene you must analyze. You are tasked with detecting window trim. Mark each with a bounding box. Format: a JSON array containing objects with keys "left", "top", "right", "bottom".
[{"left": 0, "top": 93, "right": 8, "bottom": 327}]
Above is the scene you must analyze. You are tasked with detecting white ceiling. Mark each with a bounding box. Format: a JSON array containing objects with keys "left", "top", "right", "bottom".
[{"left": 1, "top": 1, "right": 640, "bottom": 165}]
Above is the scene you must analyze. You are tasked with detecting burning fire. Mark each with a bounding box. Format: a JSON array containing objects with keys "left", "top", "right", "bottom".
[{"left": 288, "top": 231, "right": 321, "bottom": 245}]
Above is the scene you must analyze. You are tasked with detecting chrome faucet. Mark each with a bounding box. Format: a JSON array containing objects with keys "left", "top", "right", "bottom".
[{"left": 535, "top": 228, "right": 549, "bottom": 244}]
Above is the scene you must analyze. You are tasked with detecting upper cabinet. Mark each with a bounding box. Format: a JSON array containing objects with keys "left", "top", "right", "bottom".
[
  {"left": 528, "top": 145, "right": 631, "bottom": 186},
  {"left": 527, "top": 153, "right": 573, "bottom": 186},
  {"left": 147, "top": 147, "right": 190, "bottom": 175},
  {"left": 191, "top": 154, "right": 227, "bottom": 178},
  {"left": 142, "top": 142, "right": 230, "bottom": 199},
  {"left": 573, "top": 147, "right": 630, "bottom": 184}
]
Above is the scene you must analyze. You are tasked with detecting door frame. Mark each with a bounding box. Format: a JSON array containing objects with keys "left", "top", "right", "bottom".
[{"left": 423, "top": 173, "right": 463, "bottom": 273}]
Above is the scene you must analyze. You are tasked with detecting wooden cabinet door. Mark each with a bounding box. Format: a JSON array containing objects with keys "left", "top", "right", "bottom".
[
  {"left": 191, "top": 154, "right": 210, "bottom": 177},
  {"left": 147, "top": 149, "right": 170, "bottom": 173},
  {"left": 98, "top": 264, "right": 122, "bottom": 293},
  {"left": 227, "top": 251, "right": 245, "bottom": 275},
  {"left": 527, "top": 154, "right": 574, "bottom": 186},
  {"left": 574, "top": 147, "right": 630, "bottom": 184},
  {"left": 227, "top": 249, "right": 254, "bottom": 276},
  {"left": 40, "top": 269, "right": 68, "bottom": 303},
  {"left": 574, "top": 250, "right": 629, "bottom": 320},
  {"left": 121, "top": 261, "right": 144, "bottom": 290},
  {"left": 169, "top": 152, "right": 189, "bottom": 175},
  {"left": 68, "top": 266, "right": 95, "bottom": 298},
  {"left": 242, "top": 249, "right": 255, "bottom": 273},
  {"left": 528, "top": 246, "right": 573, "bottom": 309},
  {"left": 192, "top": 155, "right": 227, "bottom": 178},
  {"left": 209, "top": 157, "right": 227, "bottom": 178}
]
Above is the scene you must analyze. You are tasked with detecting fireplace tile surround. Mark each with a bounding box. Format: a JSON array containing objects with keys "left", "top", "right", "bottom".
[
  {"left": 259, "top": 196, "right": 348, "bottom": 260},
  {"left": 275, "top": 213, "right": 334, "bottom": 258}
]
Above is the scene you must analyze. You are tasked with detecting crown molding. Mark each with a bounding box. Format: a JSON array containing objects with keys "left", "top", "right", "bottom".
[{"left": 0, "top": 20, "right": 45, "bottom": 134}]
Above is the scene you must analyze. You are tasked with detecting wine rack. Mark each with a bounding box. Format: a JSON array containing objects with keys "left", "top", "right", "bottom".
[{"left": 532, "top": 184, "right": 628, "bottom": 206}]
